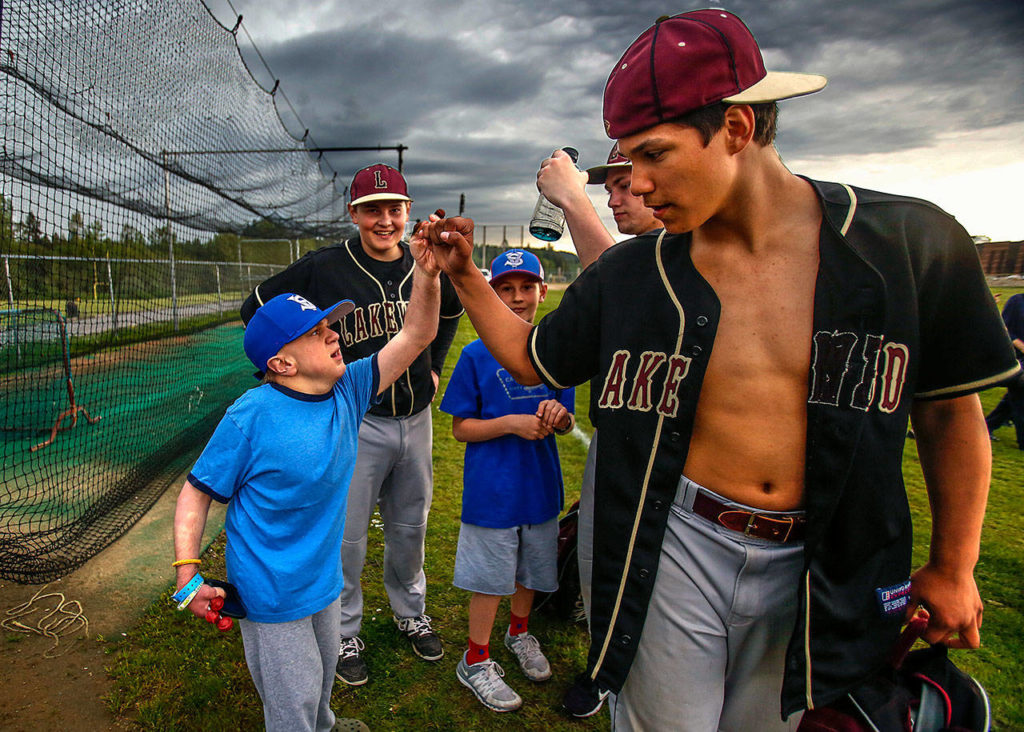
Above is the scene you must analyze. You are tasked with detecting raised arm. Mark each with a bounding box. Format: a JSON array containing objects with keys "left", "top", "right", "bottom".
[
  {"left": 376, "top": 255, "right": 440, "bottom": 394},
  {"left": 537, "top": 149, "right": 615, "bottom": 269},
  {"left": 907, "top": 393, "right": 990, "bottom": 648},
  {"left": 415, "top": 217, "right": 540, "bottom": 385}
]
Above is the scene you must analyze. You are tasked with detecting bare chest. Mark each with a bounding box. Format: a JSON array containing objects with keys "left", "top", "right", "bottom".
[{"left": 697, "top": 248, "right": 818, "bottom": 376}]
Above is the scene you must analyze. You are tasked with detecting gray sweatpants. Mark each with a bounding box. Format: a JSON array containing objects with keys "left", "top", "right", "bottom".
[
  {"left": 239, "top": 598, "right": 341, "bottom": 732},
  {"left": 610, "top": 476, "right": 804, "bottom": 732},
  {"left": 339, "top": 409, "right": 433, "bottom": 637}
]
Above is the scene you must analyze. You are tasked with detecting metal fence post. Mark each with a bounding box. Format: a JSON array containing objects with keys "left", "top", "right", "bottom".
[
  {"left": 105, "top": 254, "right": 118, "bottom": 336},
  {"left": 215, "top": 264, "right": 222, "bottom": 315},
  {"left": 162, "top": 150, "right": 179, "bottom": 331},
  {"left": 3, "top": 256, "right": 14, "bottom": 310}
]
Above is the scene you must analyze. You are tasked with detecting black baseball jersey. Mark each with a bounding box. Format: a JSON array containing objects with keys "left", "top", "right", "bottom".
[
  {"left": 527, "top": 178, "right": 1019, "bottom": 716},
  {"left": 241, "top": 238, "right": 464, "bottom": 418}
]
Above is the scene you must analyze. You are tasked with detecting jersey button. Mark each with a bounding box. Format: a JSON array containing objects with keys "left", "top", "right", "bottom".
[
  {"left": 696, "top": 315, "right": 709, "bottom": 327},
  {"left": 387, "top": 280, "right": 393, "bottom": 285},
  {"left": 689, "top": 344, "right": 703, "bottom": 357},
  {"left": 652, "top": 499, "right": 665, "bottom": 511},
  {"left": 620, "top": 634, "right": 632, "bottom": 645},
  {"left": 638, "top": 568, "right": 650, "bottom": 580}
]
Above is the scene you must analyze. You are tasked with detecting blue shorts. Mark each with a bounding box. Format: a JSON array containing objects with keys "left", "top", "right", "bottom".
[{"left": 452, "top": 518, "right": 559, "bottom": 595}]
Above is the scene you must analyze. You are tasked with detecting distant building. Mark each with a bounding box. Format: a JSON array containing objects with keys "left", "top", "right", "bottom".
[{"left": 976, "top": 240, "right": 1024, "bottom": 276}]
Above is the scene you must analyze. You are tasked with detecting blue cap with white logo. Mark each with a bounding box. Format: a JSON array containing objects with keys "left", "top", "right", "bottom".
[
  {"left": 489, "top": 249, "right": 544, "bottom": 286},
  {"left": 243, "top": 293, "right": 354, "bottom": 375}
]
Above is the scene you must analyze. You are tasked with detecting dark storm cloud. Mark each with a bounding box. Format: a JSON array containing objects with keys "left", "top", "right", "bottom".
[
  {"left": 256, "top": 26, "right": 543, "bottom": 144},
  {"left": 217, "top": 0, "right": 1024, "bottom": 227}
]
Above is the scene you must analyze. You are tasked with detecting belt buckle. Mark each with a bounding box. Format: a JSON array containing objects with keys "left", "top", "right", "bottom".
[{"left": 745, "top": 513, "right": 795, "bottom": 542}]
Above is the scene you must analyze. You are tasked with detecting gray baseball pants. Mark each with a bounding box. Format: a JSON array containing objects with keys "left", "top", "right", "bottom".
[
  {"left": 610, "top": 475, "right": 804, "bottom": 732},
  {"left": 239, "top": 597, "right": 341, "bottom": 732},
  {"left": 578, "top": 432, "right": 597, "bottom": 627},
  {"left": 339, "top": 409, "right": 433, "bottom": 637}
]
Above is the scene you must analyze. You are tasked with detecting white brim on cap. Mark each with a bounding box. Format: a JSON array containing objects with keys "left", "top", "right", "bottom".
[
  {"left": 723, "top": 71, "right": 828, "bottom": 104},
  {"left": 586, "top": 160, "right": 632, "bottom": 185},
  {"left": 349, "top": 192, "right": 413, "bottom": 207}
]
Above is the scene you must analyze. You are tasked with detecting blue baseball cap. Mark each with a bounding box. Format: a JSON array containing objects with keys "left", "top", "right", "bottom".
[
  {"left": 489, "top": 249, "right": 544, "bottom": 286},
  {"left": 243, "top": 293, "right": 354, "bottom": 375}
]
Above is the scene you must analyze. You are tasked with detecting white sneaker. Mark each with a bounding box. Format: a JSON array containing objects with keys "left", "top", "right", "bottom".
[
  {"left": 456, "top": 654, "right": 523, "bottom": 712},
  {"left": 504, "top": 630, "right": 552, "bottom": 682}
]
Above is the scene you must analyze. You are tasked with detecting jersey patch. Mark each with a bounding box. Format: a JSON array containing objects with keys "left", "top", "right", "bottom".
[{"left": 875, "top": 580, "right": 912, "bottom": 618}]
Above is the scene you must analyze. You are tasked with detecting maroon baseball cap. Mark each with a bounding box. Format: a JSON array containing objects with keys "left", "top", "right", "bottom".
[
  {"left": 603, "top": 10, "right": 827, "bottom": 139},
  {"left": 586, "top": 143, "right": 632, "bottom": 185},
  {"left": 349, "top": 164, "right": 413, "bottom": 207}
]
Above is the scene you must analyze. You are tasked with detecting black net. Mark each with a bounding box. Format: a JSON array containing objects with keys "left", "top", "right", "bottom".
[{"left": 1, "top": 0, "right": 355, "bottom": 583}]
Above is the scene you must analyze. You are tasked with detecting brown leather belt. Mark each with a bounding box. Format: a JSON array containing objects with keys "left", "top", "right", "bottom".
[{"left": 691, "top": 490, "right": 806, "bottom": 543}]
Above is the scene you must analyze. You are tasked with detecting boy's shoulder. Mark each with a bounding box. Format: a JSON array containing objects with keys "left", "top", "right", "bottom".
[
  {"left": 463, "top": 338, "right": 488, "bottom": 357},
  {"left": 222, "top": 383, "right": 281, "bottom": 424}
]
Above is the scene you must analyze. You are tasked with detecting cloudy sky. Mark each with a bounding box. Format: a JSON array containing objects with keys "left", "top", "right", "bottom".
[{"left": 205, "top": 0, "right": 1024, "bottom": 246}]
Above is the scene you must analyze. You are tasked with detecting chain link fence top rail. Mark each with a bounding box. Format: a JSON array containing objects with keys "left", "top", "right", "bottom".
[{"left": 0, "top": 0, "right": 356, "bottom": 582}]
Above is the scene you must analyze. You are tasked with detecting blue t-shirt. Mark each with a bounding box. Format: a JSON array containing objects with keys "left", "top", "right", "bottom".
[
  {"left": 188, "top": 356, "right": 379, "bottom": 623},
  {"left": 439, "top": 339, "right": 574, "bottom": 528}
]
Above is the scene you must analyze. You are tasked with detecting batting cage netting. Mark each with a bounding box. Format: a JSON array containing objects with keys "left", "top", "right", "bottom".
[{"left": 1, "top": 0, "right": 356, "bottom": 582}]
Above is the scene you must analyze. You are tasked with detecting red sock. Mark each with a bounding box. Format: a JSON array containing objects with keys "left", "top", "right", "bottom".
[
  {"left": 467, "top": 638, "right": 489, "bottom": 664},
  {"left": 509, "top": 612, "right": 529, "bottom": 636}
]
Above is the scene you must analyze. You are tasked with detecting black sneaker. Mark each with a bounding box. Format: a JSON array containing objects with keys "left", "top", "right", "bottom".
[
  {"left": 335, "top": 636, "right": 368, "bottom": 686},
  {"left": 394, "top": 614, "right": 444, "bottom": 661},
  {"left": 562, "top": 673, "right": 609, "bottom": 718}
]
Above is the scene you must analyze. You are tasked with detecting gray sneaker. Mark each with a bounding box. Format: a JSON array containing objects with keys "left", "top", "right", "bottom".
[
  {"left": 456, "top": 654, "right": 523, "bottom": 712},
  {"left": 504, "top": 630, "right": 552, "bottom": 682}
]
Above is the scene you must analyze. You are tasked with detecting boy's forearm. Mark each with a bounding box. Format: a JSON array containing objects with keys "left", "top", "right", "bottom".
[
  {"left": 376, "top": 266, "right": 440, "bottom": 392},
  {"left": 562, "top": 195, "right": 616, "bottom": 270},
  {"left": 429, "top": 308, "right": 461, "bottom": 374},
  {"left": 449, "top": 273, "right": 540, "bottom": 386},
  {"left": 912, "top": 396, "right": 989, "bottom": 574},
  {"left": 404, "top": 265, "right": 441, "bottom": 349},
  {"left": 452, "top": 415, "right": 516, "bottom": 443},
  {"left": 174, "top": 481, "right": 213, "bottom": 587}
]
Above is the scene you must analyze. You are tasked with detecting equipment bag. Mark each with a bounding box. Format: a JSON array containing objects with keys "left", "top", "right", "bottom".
[{"left": 799, "top": 612, "right": 991, "bottom": 732}]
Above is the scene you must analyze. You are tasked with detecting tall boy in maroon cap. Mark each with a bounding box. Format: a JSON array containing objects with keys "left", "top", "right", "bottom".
[
  {"left": 241, "top": 164, "right": 464, "bottom": 687},
  {"left": 418, "top": 9, "right": 1019, "bottom": 730}
]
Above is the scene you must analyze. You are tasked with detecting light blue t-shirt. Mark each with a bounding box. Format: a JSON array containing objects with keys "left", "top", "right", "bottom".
[
  {"left": 189, "top": 356, "right": 378, "bottom": 623},
  {"left": 439, "top": 339, "right": 574, "bottom": 529}
]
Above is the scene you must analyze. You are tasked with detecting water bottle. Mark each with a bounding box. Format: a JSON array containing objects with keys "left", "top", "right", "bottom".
[{"left": 529, "top": 147, "right": 579, "bottom": 241}]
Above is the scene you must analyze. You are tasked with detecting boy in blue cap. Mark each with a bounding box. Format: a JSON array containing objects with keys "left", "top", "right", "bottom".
[
  {"left": 439, "top": 249, "right": 575, "bottom": 712},
  {"left": 171, "top": 246, "right": 441, "bottom": 732}
]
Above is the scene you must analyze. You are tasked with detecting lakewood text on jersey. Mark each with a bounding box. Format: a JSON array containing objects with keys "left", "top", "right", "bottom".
[
  {"left": 339, "top": 301, "right": 410, "bottom": 347},
  {"left": 596, "top": 331, "right": 909, "bottom": 418}
]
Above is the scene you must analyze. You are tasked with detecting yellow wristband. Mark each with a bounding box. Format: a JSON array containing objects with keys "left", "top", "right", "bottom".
[{"left": 172, "top": 558, "right": 201, "bottom": 567}]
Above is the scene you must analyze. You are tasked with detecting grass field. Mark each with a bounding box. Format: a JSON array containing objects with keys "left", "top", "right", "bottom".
[{"left": 105, "top": 287, "right": 1024, "bottom": 730}]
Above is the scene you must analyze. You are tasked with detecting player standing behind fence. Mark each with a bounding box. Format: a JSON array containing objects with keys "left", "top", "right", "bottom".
[
  {"left": 240, "top": 165, "right": 463, "bottom": 686},
  {"left": 438, "top": 249, "right": 575, "bottom": 713},
  {"left": 173, "top": 237, "right": 441, "bottom": 732}
]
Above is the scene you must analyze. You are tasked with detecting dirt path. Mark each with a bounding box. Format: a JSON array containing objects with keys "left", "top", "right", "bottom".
[{"left": 0, "top": 471, "right": 225, "bottom": 731}]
